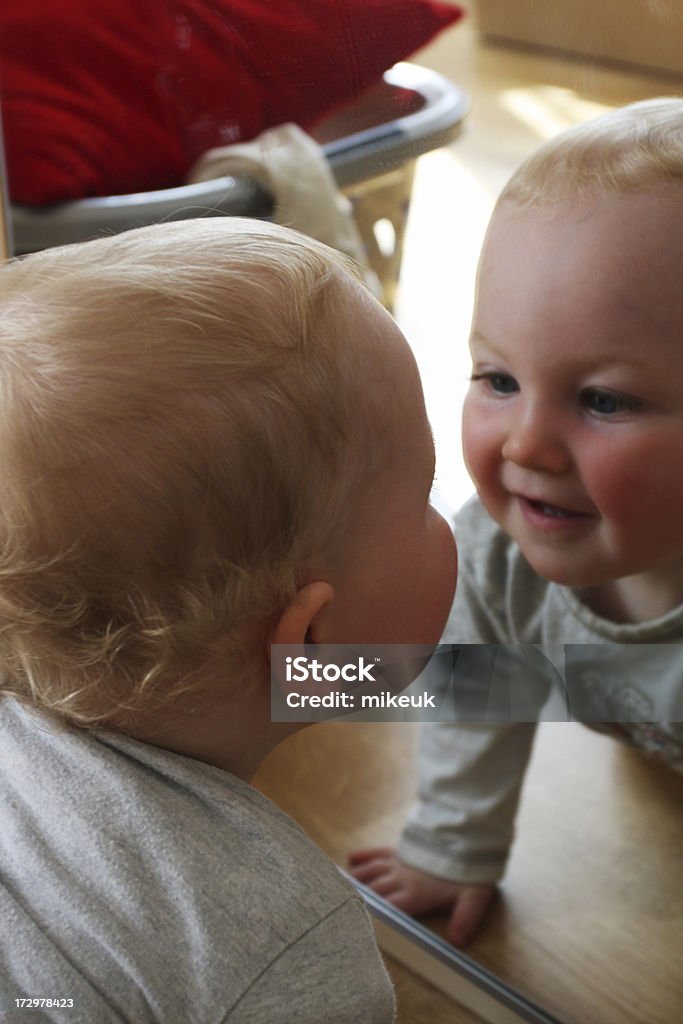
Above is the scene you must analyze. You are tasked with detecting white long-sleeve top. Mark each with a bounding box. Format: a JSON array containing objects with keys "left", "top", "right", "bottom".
[{"left": 397, "top": 497, "right": 683, "bottom": 885}]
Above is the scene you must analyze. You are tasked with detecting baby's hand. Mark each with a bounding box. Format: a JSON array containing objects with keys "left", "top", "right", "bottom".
[{"left": 348, "top": 846, "right": 495, "bottom": 948}]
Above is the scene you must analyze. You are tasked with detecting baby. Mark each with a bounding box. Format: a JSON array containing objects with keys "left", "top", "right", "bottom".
[
  {"left": 351, "top": 97, "right": 683, "bottom": 946},
  {"left": 0, "top": 219, "right": 457, "bottom": 1021}
]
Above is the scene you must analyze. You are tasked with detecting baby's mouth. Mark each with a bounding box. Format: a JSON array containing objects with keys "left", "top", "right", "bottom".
[{"left": 523, "top": 497, "right": 585, "bottom": 518}]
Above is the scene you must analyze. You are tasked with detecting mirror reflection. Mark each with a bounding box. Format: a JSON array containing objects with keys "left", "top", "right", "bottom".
[{"left": 1, "top": 3, "right": 682, "bottom": 1023}]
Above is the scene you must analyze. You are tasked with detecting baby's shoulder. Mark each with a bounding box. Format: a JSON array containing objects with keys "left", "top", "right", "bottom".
[
  {"left": 454, "top": 496, "right": 534, "bottom": 587},
  {"left": 452, "top": 497, "right": 551, "bottom": 641},
  {"left": 454, "top": 495, "right": 511, "bottom": 556},
  {"left": 0, "top": 705, "right": 365, "bottom": 1020}
]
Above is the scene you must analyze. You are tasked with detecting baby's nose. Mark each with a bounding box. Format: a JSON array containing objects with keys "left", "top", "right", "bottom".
[{"left": 501, "top": 406, "right": 570, "bottom": 474}]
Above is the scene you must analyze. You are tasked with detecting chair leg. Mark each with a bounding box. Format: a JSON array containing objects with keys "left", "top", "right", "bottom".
[{"left": 343, "top": 160, "right": 416, "bottom": 313}]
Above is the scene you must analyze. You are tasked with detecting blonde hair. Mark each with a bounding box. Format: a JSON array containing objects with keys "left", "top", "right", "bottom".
[
  {"left": 499, "top": 97, "right": 683, "bottom": 207},
  {"left": 0, "top": 218, "right": 384, "bottom": 727}
]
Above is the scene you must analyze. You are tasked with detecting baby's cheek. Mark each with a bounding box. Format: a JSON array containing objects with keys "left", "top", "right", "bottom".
[
  {"left": 586, "top": 436, "right": 683, "bottom": 535},
  {"left": 588, "top": 465, "right": 640, "bottom": 518},
  {"left": 462, "top": 409, "right": 500, "bottom": 494}
]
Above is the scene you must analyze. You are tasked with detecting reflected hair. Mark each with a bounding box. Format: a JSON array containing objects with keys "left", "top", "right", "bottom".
[
  {"left": 499, "top": 97, "right": 683, "bottom": 206},
  {"left": 0, "top": 218, "right": 380, "bottom": 727}
]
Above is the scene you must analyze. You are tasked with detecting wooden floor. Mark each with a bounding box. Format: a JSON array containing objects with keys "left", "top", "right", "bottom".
[{"left": 255, "top": 720, "right": 683, "bottom": 1024}]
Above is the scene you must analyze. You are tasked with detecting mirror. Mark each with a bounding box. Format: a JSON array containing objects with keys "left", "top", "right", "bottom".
[{"left": 2, "top": 3, "right": 682, "bottom": 1021}]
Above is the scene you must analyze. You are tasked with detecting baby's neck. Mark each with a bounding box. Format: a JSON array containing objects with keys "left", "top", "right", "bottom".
[
  {"left": 118, "top": 683, "right": 298, "bottom": 782},
  {"left": 582, "top": 572, "right": 683, "bottom": 626}
]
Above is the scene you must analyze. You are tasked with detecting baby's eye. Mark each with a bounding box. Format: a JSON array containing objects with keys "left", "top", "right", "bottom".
[
  {"left": 470, "top": 372, "right": 518, "bottom": 395},
  {"left": 581, "top": 389, "right": 643, "bottom": 416}
]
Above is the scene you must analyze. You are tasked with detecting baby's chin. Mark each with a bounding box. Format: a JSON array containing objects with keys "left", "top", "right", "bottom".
[
  {"left": 516, "top": 545, "right": 612, "bottom": 591},
  {"left": 481, "top": 498, "right": 617, "bottom": 588}
]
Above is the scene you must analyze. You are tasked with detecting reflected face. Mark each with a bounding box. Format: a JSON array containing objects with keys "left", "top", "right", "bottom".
[
  {"left": 463, "top": 193, "right": 683, "bottom": 594},
  {"left": 322, "top": 282, "right": 457, "bottom": 646}
]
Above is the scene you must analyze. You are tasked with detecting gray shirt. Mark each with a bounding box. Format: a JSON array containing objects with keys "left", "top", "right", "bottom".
[
  {"left": 0, "top": 700, "right": 395, "bottom": 1023},
  {"left": 398, "top": 496, "right": 683, "bottom": 885}
]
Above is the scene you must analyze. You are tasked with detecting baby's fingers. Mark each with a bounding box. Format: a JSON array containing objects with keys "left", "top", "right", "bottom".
[
  {"left": 446, "top": 885, "right": 495, "bottom": 948},
  {"left": 348, "top": 846, "right": 395, "bottom": 867},
  {"left": 350, "top": 847, "right": 397, "bottom": 888}
]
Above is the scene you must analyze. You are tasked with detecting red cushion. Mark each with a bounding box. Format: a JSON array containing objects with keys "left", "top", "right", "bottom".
[{"left": 0, "top": 0, "right": 463, "bottom": 206}]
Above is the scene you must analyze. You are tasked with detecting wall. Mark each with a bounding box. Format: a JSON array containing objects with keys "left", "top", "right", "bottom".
[{"left": 475, "top": 0, "right": 683, "bottom": 77}]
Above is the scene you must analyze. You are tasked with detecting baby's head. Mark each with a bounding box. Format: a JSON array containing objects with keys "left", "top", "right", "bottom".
[
  {"left": 0, "top": 219, "right": 456, "bottom": 731},
  {"left": 464, "top": 99, "right": 683, "bottom": 607}
]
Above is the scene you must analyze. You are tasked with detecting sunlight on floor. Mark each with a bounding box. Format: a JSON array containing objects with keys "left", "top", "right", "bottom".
[{"left": 500, "top": 86, "right": 612, "bottom": 140}]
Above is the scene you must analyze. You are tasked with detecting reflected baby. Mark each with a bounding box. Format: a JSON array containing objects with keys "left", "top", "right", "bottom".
[{"left": 351, "top": 97, "right": 683, "bottom": 946}]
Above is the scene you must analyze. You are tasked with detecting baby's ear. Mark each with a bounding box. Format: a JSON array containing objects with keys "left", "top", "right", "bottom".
[{"left": 268, "top": 581, "right": 334, "bottom": 654}]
